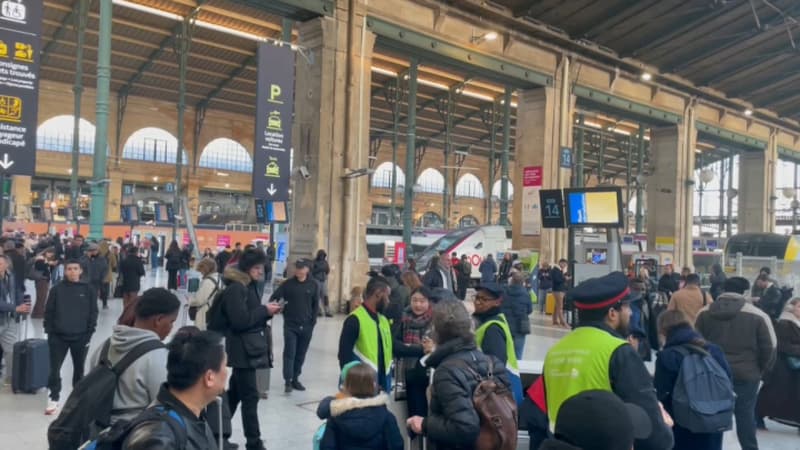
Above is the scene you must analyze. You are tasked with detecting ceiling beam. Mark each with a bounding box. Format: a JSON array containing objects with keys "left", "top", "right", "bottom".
[
  {"left": 41, "top": 0, "right": 84, "bottom": 65},
  {"left": 197, "top": 54, "right": 256, "bottom": 109},
  {"left": 697, "top": 46, "right": 794, "bottom": 87},
  {"left": 577, "top": 0, "right": 650, "bottom": 39}
]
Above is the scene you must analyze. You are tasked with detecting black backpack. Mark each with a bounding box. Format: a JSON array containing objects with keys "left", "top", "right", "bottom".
[
  {"left": 48, "top": 339, "right": 166, "bottom": 450},
  {"left": 78, "top": 406, "right": 187, "bottom": 450},
  {"left": 205, "top": 284, "right": 228, "bottom": 332}
]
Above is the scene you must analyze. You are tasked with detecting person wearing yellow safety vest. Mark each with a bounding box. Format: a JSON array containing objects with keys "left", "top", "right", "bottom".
[
  {"left": 337, "top": 276, "right": 393, "bottom": 392},
  {"left": 541, "top": 272, "right": 674, "bottom": 450},
  {"left": 472, "top": 282, "right": 524, "bottom": 403}
]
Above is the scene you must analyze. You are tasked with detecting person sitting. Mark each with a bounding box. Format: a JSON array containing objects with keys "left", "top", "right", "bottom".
[
  {"left": 121, "top": 327, "right": 226, "bottom": 450},
  {"left": 317, "top": 362, "right": 403, "bottom": 450}
]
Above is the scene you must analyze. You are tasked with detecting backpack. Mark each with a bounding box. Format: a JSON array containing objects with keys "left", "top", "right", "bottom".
[
  {"left": 25, "top": 257, "right": 44, "bottom": 281},
  {"left": 47, "top": 339, "right": 166, "bottom": 450},
  {"left": 79, "top": 406, "right": 187, "bottom": 450},
  {"left": 205, "top": 283, "right": 229, "bottom": 332},
  {"left": 454, "top": 354, "right": 518, "bottom": 450},
  {"left": 188, "top": 276, "right": 220, "bottom": 321},
  {"left": 671, "top": 345, "right": 735, "bottom": 434}
]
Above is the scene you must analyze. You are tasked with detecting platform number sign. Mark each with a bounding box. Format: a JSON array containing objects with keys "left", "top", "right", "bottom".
[
  {"left": 539, "top": 189, "right": 566, "bottom": 228},
  {"left": 560, "top": 147, "right": 572, "bottom": 169}
]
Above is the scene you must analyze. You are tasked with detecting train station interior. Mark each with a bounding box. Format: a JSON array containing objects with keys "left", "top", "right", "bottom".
[{"left": 3, "top": 0, "right": 800, "bottom": 448}]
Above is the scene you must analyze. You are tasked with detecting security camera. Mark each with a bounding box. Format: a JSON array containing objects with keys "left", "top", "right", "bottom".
[{"left": 299, "top": 166, "right": 311, "bottom": 180}]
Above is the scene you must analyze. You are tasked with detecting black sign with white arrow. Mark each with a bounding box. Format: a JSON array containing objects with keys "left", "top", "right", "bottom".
[
  {"left": 0, "top": 0, "right": 42, "bottom": 176},
  {"left": 252, "top": 43, "right": 294, "bottom": 202}
]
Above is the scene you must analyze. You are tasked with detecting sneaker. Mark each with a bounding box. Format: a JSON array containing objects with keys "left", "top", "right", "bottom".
[
  {"left": 284, "top": 382, "right": 293, "bottom": 393},
  {"left": 45, "top": 399, "right": 59, "bottom": 415},
  {"left": 291, "top": 380, "right": 306, "bottom": 391},
  {"left": 222, "top": 440, "right": 239, "bottom": 450}
]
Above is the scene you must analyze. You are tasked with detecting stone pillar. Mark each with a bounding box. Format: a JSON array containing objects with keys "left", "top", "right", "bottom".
[
  {"left": 11, "top": 175, "right": 31, "bottom": 221},
  {"left": 289, "top": 6, "right": 374, "bottom": 308},
  {"left": 738, "top": 138, "right": 776, "bottom": 233},
  {"left": 511, "top": 80, "right": 571, "bottom": 263},
  {"left": 105, "top": 167, "right": 123, "bottom": 222},
  {"left": 645, "top": 110, "right": 696, "bottom": 268},
  {"left": 186, "top": 175, "right": 201, "bottom": 224}
]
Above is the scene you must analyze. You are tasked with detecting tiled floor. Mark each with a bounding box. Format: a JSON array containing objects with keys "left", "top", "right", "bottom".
[{"left": 0, "top": 270, "right": 797, "bottom": 449}]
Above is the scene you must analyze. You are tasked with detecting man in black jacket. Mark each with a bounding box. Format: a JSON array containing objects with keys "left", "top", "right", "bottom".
[
  {"left": 3, "top": 240, "right": 26, "bottom": 294},
  {"left": 271, "top": 259, "right": 319, "bottom": 393},
  {"left": 122, "top": 328, "right": 225, "bottom": 450},
  {"left": 81, "top": 243, "right": 109, "bottom": 308},
  {"left": 43, "top": 259, "right": 97, "bottom": 414},
  {"left": 213, "top": 250, "right": 280, "bottom": 450}
]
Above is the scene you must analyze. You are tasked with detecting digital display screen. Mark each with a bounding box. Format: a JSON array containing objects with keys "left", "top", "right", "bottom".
[
  {"left": 254, "top": 199, "right": 266, "bottom": 223},
  {"left": 564, "top": 187, "right": 623, "bottom": 227},
  {"left": 266, "top": 201, "right": 288, "bottom": 223},
  {"left": 539, "top": 189, "right": 565, "bottom": 229}
]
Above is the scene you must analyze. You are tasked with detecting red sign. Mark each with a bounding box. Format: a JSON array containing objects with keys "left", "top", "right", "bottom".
[
  {"left": 523, "top": 166, "right": 543, "bottom": 188},
  {"left": 394, "top": 242, "right": 406, "bottom": 265},
  {"left": 216, "top": 235, "right": 231, "bottom": 248},
  {"left": 470, "top": 254, "right": 482, "bottom": 267},
  {"left": 182, "top": 232, "right": 191, "bottom": 246}
]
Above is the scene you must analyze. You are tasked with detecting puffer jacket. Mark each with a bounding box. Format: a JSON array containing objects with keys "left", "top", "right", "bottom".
[
  {"left": 217, "top": 266, "right": 271, "bottom": 368},
  {"left": 501, "top": 284, "right": 533, "bottom": 337},
  {"left": 121, "top": 384, "right": 217, "bottom": 450},
  {"left": 319, "top": 393, "right": 404, "bottom": 450},
  {"left": 695, "top": 292, "right": 777, "bottom": 382},
  {"left": 422, "top": 337, "right": 510, "bottom": 449}
]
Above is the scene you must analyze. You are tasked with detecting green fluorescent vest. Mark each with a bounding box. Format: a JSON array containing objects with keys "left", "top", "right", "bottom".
[
  {"left": 351, "top": 305, "right": 392, "bottom": 374},
  {"left": 543, "top": 326, "right": 626, "bottom": 427},
  {"left": 475, "top": 314, "right": 520, "bottom": 374}
]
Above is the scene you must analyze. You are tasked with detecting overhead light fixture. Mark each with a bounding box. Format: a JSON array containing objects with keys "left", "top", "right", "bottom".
[
  {"left": 216, "top": 172, "right": 230, "bottom": 177},
  {"left": 744, "top": 109, "right": 753, "bottom": 117},
  {"left": 224, "top": 183, "right": 230, "bottom": 188},
  {"left": 152, "top": 176, "right": 158, "bottom": 182},
  {"left": 640, "top": 72, "right": 652, "bottom": 81},
  {"left": 471, "top": 31, "right": 498, "bottom": 44}
]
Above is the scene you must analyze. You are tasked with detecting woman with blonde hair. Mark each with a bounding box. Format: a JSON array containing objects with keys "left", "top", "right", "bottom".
[{"left": 187, "top": 257, "right": 219, "bottom": 330}]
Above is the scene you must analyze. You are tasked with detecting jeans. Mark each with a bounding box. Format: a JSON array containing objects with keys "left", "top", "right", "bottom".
[
  {"left": 0, "top": 318, "right": 17, "bottom": 381},
  {"left": 47, "top": 334, "right": 90, "bottom": 401},
  {"left": 228, "top": 367, "right": 262, "bottom": 448},
  {"left": 512, "top": 335, "right": 526, "bottom": 360},
  {"left": 733, "top": 379, "right": 760, "bottom": 450},
  {"left": 283, "top": 325, "right": 314, "bottom": 382},
  {"left": 151, "top": 253, "right": 159, "bottom": 270}
]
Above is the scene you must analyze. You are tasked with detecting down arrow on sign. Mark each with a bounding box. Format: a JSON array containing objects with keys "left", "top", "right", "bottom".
[
  {"left": 266, "top": 184, "right": 277, "bottom": 196},
  {"left": 0, "top": 154, "right": 13, "bottom": 170}
]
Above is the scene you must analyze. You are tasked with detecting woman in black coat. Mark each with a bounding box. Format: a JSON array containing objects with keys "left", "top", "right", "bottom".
[
  {"left": 757, "top": 298, "right": 800, "bottom": 427},
  {"left": 164, "top": 240, "right": 183, "bottom": 290},
  {"left": 406, "top": 300, "right": 510, "bottom": 449}
]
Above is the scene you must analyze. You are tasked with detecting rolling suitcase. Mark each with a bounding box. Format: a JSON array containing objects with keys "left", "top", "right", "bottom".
[{"left": 12, "top": 316, "right": 49, "bottom": 394}]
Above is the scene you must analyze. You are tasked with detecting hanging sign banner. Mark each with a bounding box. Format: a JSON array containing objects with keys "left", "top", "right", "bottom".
[
  {"left": 0, "top": 0, "right": 42, "bottom": 176},
  {"left": 521, "top": 166, "right": 542, "bottom": 236},
  {"left": 253, "top": 43, "right": 294, "bottom": 202}
]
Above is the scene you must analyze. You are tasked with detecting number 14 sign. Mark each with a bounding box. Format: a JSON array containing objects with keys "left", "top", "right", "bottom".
[{"left": 539, "top": 189, "right": 566, "bottom": 229}]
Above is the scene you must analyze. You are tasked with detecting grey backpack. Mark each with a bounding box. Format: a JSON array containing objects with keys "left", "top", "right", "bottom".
[{"left": 671, "top": 345, "right": 735, "bottom": 433}]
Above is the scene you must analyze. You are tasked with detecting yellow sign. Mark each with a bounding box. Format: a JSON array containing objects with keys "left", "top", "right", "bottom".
[
  {"left": 265, "top": 161, "right": 280, "bottom": 177},
  {"left": 268, "top": 84, "right": 283, "bottom": 104},
  {"left": 13, "top": 42, "right": 32, "bottom": 62},
  {"left": 0, "top": 40, "right": 7, "bottom": 58},
  {"left": 267, "top": 111, "right": 281, "bottom": 131},
  {"left": 655, "top": 236, "right": 675, "bottom": 252},
  {"left": 0, "top": 95, "right": 22, "bottom": 122}
]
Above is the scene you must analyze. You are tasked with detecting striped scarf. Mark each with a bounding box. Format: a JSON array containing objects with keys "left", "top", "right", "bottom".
[{"left": 401, "top": 308, "right": 432, "bottom": 345}]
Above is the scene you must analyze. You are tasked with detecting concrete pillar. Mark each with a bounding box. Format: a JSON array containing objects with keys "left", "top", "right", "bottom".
[
  {"left": 186, "top": 175, "right": 201, "bottom": 224},
  {"left": 11, "top": 175, "right": 31, "bottom": 221},
  {"left": 738, "top": 137, "right": 776, "bottom": 233},
  {"left": 106, "top": 167, "right": 123, "bottom": 222},
  {"left": 289, "top": 6, "right": 374, "bottom": 308},
  {"left": 511, "top": 79, "right": 572, "bottom": 263},
  {"left": 645, "top": 110, "right": 696, "bottom": 268}
]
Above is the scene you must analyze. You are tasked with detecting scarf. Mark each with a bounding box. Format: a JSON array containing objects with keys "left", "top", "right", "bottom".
[{"left": 401, "top": 308, "right": 432, "bottom": 345}]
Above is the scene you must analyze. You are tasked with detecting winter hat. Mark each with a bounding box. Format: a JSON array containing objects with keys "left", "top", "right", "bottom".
[{"left": 238, "top": 249, "right": 267, "bottom": 273}]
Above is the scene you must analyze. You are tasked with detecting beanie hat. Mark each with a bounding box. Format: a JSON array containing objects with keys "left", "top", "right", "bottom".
[{"left": 238, "top": 249, "right": 267, "bottom": 273}]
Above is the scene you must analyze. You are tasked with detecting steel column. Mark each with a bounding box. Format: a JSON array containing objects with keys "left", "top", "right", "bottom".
[
  {"left": 403, "top": 59, "right": 419, "bottom": 248},
  {"left": 70, "top": 0, "right": 89, "bottom": 226},
  {"left": 598, "top": 133, "right": 606, "bottom": 182},
  {"left": 794, "top": 163, "right": 798, "bottom": 233},
  {"left": 575, "top": 114, "right": 585, "bottom": 188},
  {"left": 635, "top": 124, "right": 645, "bottom": 233},
  {"left": 718, "top": 158, "right": 725, "bottom": 238},
  {"left": 390, "top": 77, "right": 401, "bottom": 225},
  {"left": 281, "top": 18, "right": 293, "bottom": 42},
  {"left": 173, "top": 16, "right": 196, "bottom": 241},
  {"left": 625, "top": 137, "right": 633, "bottom": 232},
  {"left": 698, "top": 153, "right": 704, "bottom": 234},
  {"left": 89, "top": 0, "right": 112, "bottom": 240},
  {"left": 499, "top": 87, "right": 512, "bottom": 226},
  {"left": 726, "top": 155, "right": 734, "bottom": 238},
  {"left": 486, "top": 104, "right": 498, "bottom": 223},
  {"left": 440, "top": 90, "right": 458, "bottom": 229}
]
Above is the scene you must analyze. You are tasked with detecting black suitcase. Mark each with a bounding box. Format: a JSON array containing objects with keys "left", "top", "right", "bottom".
[{"left": 12, "top": 318, "right": 49, "bottom": 394}]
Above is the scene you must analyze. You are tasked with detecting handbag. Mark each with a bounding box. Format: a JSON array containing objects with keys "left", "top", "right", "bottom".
[
  {"left": 113, "top": 274, "right": 123, "bottom": 298},
  {"left": 241, "top": 329, "right": 270, "bottom": 369},
  {"left": 787, "top": 355, "right": 800, "bottom": 370}
]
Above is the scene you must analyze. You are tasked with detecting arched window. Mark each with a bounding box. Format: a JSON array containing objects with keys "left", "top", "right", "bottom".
[
  {"left": 418, "top": 211, "right": 444, "bottom": 229},
  {"left": 491, "top": 179, "right": 514, "bottom": 200},
  {"left": 416, "top": 168, "right": 444, "bottom": 194},
  {"left": 199, "top": 138, "right": 253, "bottom": 172},
  {"left": 36, "top": 115, "right": 98, "bottom": 154},
  {"left": 122, "top": 127, "right": 188, "bottom": 164},
  {"left": 371, "top": 162, "right": 405, "bottom": 189},
  {"left": 455, "top": 173, "right": 485, "bottom": 199},
  {"left": 459, "top": 215, "right": 480, "bottom": 228}
]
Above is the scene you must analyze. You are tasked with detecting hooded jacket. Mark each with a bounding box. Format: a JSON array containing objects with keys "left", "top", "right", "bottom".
[
  {"left": 43, "top": 279, "right": 97, "bottom": 339},
  {"left": 90, "top": 325, "right": 168, "bottom": 423},
  {"left": 319, "top": 393, "right": 404, "bottom": 450},
  {"left": 695, "top": 292, "right": 776, "bottom": 382},
  {"left": 121, "top": 383, "right": 217, "bottom": 450},
  {"left": 502, "top": 284, "right": 533, "bottom": 336},
  {"left": 218, "top": 266, "right": 270, "bottom": 368}
]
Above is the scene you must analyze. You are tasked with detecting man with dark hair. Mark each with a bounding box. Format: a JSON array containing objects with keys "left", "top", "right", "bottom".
[
  {"left": 270, "top": 258, "right": 319, "bottom": 393},
  {"left": 753, "top": 273, "right": 783, "bottom": 320},
  {"left": 0, "top": 253, "right": 26, "bottom": 384},
  {"left": 90, "top": 288, "right": 181, "bottom": 424},
  {"left": 541, "top": 271, "right": 674, "bottom": 450},
  {"left": 121, "top": 328, "right": 226, "bottom": 450},
  {"left": 212, "top": 249, "right": 280, "bottom": 450},
  {"left": 667, "top": 272, "right": 712, "bottom": 324},
  {"left": 337, "top": 276, "right": 393, "bottom": 392},
  {"left": 696, "top": 276, "right": 776, "bottom": 450}
]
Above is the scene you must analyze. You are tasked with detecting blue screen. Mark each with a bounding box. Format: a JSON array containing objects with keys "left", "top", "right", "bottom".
[{"left": 568, "top": 192, "right": 588, "bottom": 224}]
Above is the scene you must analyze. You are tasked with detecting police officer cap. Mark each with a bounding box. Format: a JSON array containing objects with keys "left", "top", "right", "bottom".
[
  {"left": 570, "top": 271, "right": 641, "bottom": 311},
  {"left": 476, "top": 282, "right": 503, "bottom": 299}
]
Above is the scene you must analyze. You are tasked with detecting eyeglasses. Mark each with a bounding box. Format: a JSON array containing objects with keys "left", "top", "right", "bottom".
[{"left": 474, "top": 294, "right": 496, "bottom": 303}]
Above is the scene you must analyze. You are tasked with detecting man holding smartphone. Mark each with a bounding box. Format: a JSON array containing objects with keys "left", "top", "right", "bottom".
[{"left": 269, "top": 258, "right": 320, "bottom": 393}]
